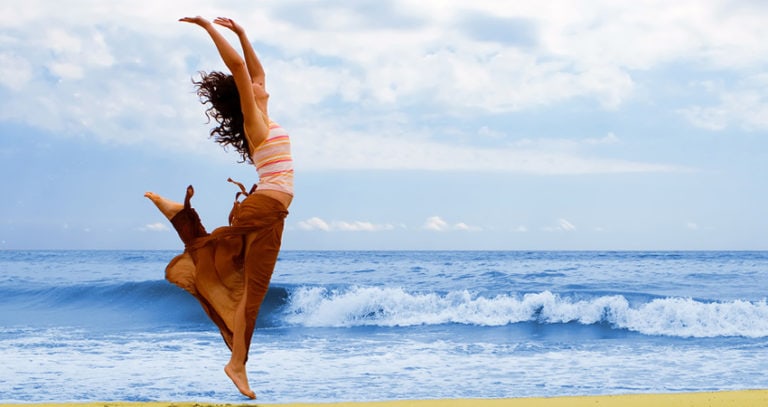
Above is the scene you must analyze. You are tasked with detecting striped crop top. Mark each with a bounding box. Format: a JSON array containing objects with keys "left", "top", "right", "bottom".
[{"left": 251, "top": 122, "right": 294, "bottom": 195}]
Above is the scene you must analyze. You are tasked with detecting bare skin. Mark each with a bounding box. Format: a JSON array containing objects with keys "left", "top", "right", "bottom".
[
  {"left": 152, "top": 15, "right": 291, "bottom": 400},
  {"left": 225, "top": 360, "right": 256, "bottom": 399},
  {"left": 143, "top": 192, "right": 183, "bottom": 220},
  {"left": 145, "top": 190, "right": 257, "bottom": 400}
]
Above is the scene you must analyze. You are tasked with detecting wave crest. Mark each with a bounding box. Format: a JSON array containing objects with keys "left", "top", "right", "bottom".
[{"left": 284, "top": 286, "right": 768, "bottom": 338}]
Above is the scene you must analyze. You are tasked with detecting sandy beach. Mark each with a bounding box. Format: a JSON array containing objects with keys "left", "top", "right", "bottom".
[{"left": 4, "top": 390, "right": 768, "bottom": 407}]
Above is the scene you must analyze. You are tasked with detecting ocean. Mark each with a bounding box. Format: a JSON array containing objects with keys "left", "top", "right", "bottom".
[{"left": 1, "top": 250, "right": 767, "bottom": 403}]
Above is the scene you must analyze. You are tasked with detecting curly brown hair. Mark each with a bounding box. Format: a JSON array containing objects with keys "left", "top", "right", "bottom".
[{"left": 193, "top": 71, "right": 252, "bottom": 163}]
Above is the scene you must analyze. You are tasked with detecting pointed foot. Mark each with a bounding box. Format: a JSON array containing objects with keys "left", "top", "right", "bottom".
[
  {"left": 225, "top": 363, "right": 256, "bottom": 399},
  {"left": 144, "top": 192, "right": 184, "bottom": 221}
]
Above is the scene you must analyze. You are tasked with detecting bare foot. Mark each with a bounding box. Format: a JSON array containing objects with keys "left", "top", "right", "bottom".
[
  {"left": 225, "top": 363, "right": 256, "bottom": 399},
  {"left": 144, "top": 192, "right": 183, "bottom": 220}
]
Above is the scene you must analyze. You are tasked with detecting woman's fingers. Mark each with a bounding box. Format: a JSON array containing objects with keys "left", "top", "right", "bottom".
[
  {"left": 179, "top": 16, "right": 208, "bottom": 25},
  {"left": 214, "top": 17, "right": 240, "bottom": 32}
]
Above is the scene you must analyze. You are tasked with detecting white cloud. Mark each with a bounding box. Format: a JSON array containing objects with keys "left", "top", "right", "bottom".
[
  {"left": 423, "top": 216, "right": 449, "bottom": 231},
  {"left": 0, "top": 54, "right": 32, "bottom": 91},
  {"left": 334, "top": 220, "right": 396, "bottom": 232},
  {"left": 584, "top": 132, "right": 620, "bottom": 145},
  {"left": 679, "top": 77, "right": 768, "bottom": 131},
  {"left": 297, "top": 217, "right": 395, "bottom": 232},
  {"left": 292, "top": 121, "right": 684, "bottom": 174},
  {"left": 543, "top": 218, "right": 576, "bottom": 232},
  {"left": 686, "top": 222, "right": 700, "bottom": 230},
  {"left": 512, "top": 132, "right": 620, "bottom": 150},
  {"left": 453, "top": 222, "right": 473, "bottom": 231},
  {"left": 0, "top": 2, "right": 216, "bottom": 155},
  {"left": 297, "top": 217, "right": 331, "bottom": 231},
  {"left": 1, "top": 0, "right": 764, "bottom": 173},
  {"left": 140, "top": 222, "right": 169, "bottom": 232},
  {"left": 558, "top": 218, "right": 576, "bottom": 232},
  {"left": 423, "top": 216, "right": 481, "bottom": 232}
]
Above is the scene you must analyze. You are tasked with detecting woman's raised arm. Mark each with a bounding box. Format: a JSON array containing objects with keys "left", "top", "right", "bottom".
[
  {"left": 213, "top": 17, "right": 266, "bottom": 86},
  {"left": 180, "top": 16, "right": 268, "bottom": 146}
]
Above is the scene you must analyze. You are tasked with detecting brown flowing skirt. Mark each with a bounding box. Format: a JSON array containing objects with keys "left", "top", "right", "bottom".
[{"left": 163, "top": 184, "right": 288, "bottom": 357}]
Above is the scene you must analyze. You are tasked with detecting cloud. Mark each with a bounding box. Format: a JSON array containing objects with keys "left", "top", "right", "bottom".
[
  {"left": 1, "top": 0, "right": 763, "bottom": 173},
  {"left": 297, "top": 217, "right": 330, "bottom": 231},
  {"left": 299, "top": 215, "right": 483, "bottom": 233},
  {"left": 0, "top": 54, "right": 33, "bottom": 91},
  {"left": 511, "top": 132, "right": 620, "bottom": 150},
  {"left": 0, "top": 2, "right": 219, "bottom": 155},
  {"left": 297, "top": 217, "right": 395, "bottom": 232},
  {"left": 543, "top": 218, "right": 576, "bottom": 232},
  {"left": 584, "top": 132, "right": 620, "bottom": 145},
  {"left": 333, "top": 220, "right": 396, "bottom": 232},
  {"left": 423, "top": 216, "right": 448, "bottom": 231},
  {"left": 558, "top": 219, "right": 576, "bottom": 232},
  {"left": 139, "top": 222, "right": 169, "bottom": 232},
  {"left": 423, "top": 216, "right": 481, "bottom": 232},
  {"left": 679, "top": 75, "right": 768, "bottom": 131},
  {"left": 458, "top": 12, "right": 537, "bottom": 47},
  {"left": 293, "top": 122, "right": 685, "bottom": 174},
  {"left": 272, "top": 1, "right": 423, "bottom": 31}
]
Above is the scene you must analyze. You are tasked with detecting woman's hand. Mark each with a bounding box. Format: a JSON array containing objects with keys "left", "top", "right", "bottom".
[
  {"left": 179, "top": 16, "right": 211, "bottom": 28},
  {"left": 214, "top": 17, "right": 244, "bottom": 35}
]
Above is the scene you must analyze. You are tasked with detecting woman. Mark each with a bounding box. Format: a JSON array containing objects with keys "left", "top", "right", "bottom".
[{"left": 144, "top": 16, "right": 293, "bottom": 399}]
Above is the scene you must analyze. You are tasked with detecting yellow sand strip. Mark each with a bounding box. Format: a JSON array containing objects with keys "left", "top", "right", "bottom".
[{"left": 4, "top": 390, "right": 768, "bottom": 407}]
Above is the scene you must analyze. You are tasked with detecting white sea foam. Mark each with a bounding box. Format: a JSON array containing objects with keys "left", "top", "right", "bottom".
[
  {"left": 3, "top": 251, "right": 768, "bottom": 402},
  {"left": 3, "top": 327, "right": 766, "bottom": 403},
  {"left": 284, "top": 287, "right": 768, "bottom": 338}
]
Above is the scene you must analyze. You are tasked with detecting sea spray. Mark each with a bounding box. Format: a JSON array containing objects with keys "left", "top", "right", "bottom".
[
  {"left": 3, "top": 250, "right": 768, "bottom": 402},
  {"left": 283, "top": 286, "right": 768, "bottom": 338}
]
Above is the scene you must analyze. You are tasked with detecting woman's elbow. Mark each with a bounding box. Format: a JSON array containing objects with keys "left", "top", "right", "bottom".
[{"left": 227, "top": 59, "right": 248, "bottom": 74}]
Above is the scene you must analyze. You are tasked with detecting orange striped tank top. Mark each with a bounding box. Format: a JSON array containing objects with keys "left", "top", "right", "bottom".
[{"left": 251, "top": 122, "right": 294, "bottom": 195}]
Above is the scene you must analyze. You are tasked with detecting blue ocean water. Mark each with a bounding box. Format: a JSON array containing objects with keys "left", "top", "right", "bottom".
[{"left": 1, "top": 250, "right": 767, "bottom": 403}]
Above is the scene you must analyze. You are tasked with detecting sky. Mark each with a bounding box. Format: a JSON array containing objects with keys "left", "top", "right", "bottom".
[{"left": 1, "top": 0, "right": 767, "bottom": 250}]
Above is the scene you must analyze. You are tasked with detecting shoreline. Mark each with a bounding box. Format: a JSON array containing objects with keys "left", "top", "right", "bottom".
[{"left": 4, "top": 389, "right": 768, "bottom": 407}]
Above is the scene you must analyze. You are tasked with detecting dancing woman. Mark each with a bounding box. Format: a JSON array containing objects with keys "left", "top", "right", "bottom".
[{"left": 145, "top": 16, "right": 293, "bottom": 399}]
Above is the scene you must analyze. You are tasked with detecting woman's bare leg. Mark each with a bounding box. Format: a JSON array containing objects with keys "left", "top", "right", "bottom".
[
  {"left": 224, "top": 231, "right": 261, "bottom": 399},
  {"left": 225, "top": 296, "right": 256, "bottom": 399},
  {"left": 144, "top": 192, "right": 184, "bottom": 220}
]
